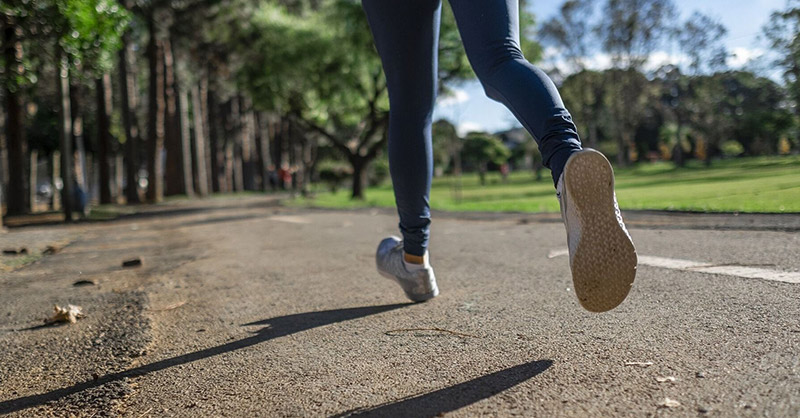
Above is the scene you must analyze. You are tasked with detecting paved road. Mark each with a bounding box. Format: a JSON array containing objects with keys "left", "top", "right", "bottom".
[{"left": 1, "top": 196, "right": 798, "bottom": 417}]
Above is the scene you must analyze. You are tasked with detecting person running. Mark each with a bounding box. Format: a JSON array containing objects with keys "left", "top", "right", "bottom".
[{"left": 366, "top": 0, "right": 637, "bottom": 312}]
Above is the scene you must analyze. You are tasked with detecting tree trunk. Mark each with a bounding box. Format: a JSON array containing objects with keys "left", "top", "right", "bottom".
[
  {"left": 350, "top": 157, "right": 367, "bottom": 200},
  {"left": 198, "top": 77, "right": 213, "bottom": 194},
  {"left": 29, "top": 149, "right": 37, "bottom": 212},
  {"left": 588, "top": 120, "right": 599, "bottom": 149},
  {"left": 4, "top": 22, "right": 27, "bottom": 215},
  {"left": 178, "top": 80, "right": 194, "bottom": 197},
  {"left": 71, "top": 83, "right": 88, "bottom": 193},
  {"left": 207, "top": 87, "right": 222, "bottom": 193},
  {"left": 267, "top": 119, "right": 279, "bottom": 191},
  {"left": 0, "top": 106, "right": 7, "bottom": 191},
  {"left": 96, "top": 74, "right": 113, "bottom": 204},
  {"left": 190, "top": 84, "right": 209, "bottom": 196},
  {"left": 281, "top": 117, "right": 294, "bottom": 189},
  {"left": 163, "top": 37, "right": 183, "bottom": 196},
  {"left": 295, "top": 138, "right": 306, "bottom": 194},
  {"left": 254, "top": 112, "right": 270, "bottom": 191},
  {"left": 452, "top": 146, "right": 463, "bottom": 202},
  {"left": 51, "top": 151, "right": 61, "bottom": 210},
  {"left": 280, "top": 118, "right": 291, "bottom": 189},
  {"left": 114, "top": 154, "right": 123, "bottom": 202},
  {"left": 618, "top": 131, "right": 632, "bottom": 166},
  {"left": 230, "top": 98, "right": 244, "bottom": 192},
  {"left": 241, "top": 97, "right": 256, "bottom": 191},
  {"left": 301, "top": 136, "right": 316, "bottom": 195},
  {"left": 615, "top": 135, "right": 624, "bottom": 166},
  {"left": 146, "top": 15, "right": 165, "bottom": 203},
  {"left": 288, "top": 117, "right": 298, "bottom": 194},
  {"left": 57, "top": 54, "right": 74, "bottom": 221},
  {"left": 119, "top": 29, "right": 141, "bottom": 204},
  {"left": 673, "top": 122, "right": 685, "bottom": 167},
  {"left": 225, "top": 142, "right": 235, "bottom": 193},
  {"left": 611, "top": 71, "right": 631, "bottom": 167}
]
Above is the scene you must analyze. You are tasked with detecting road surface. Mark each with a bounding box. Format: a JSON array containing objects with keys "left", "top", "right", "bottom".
[{"left": 1, "top": 196, "right": 798, "bottom": 417}]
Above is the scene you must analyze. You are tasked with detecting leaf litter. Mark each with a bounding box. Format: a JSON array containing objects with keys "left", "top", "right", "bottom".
[
  {"left": 624, "top": 361, "right": 654, "bottom": 367},
  {"left": 658, "top": 398, "right": 681, "bottom": 408},
  {"left": 384, "top": 327, "right": 480, "bottom": 338},
  {"left": 48, "top": 304, "right": 86, "bottom": 324}
]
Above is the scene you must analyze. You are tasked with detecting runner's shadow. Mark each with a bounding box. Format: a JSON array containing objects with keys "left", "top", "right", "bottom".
[
  {"left": 0, "top": 303, "right": 410, "bottom": 414},
  {"left": 331, "top": 359, "right": 553, "bottom": 417}
]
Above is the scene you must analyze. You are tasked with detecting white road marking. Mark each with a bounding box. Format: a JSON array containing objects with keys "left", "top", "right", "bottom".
[
  {"left": 639, "top": 255, "right": 800, "bottom": 284},
  {"left": 549, "top": 250, "right": 800, "bottom": 284},
  {"left": 547, "top": 249, "right": 570, "bottom": 259},
  {"left": 637, "top": 256, "right": 707, "bottom": 270},
  {"left": 267, "top": 216, "right": 311, "bottom": 224}
]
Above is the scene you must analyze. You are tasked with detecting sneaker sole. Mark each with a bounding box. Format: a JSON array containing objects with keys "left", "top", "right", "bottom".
[
  {"left": 378, "top": 270, "right": 439, "bottom": 303},
  {"left": 564, "top": 149, "right": 637, "bottom": 312}
]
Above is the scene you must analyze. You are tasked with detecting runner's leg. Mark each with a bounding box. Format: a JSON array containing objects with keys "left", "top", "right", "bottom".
[
  {"left": 449, "top": 0, "right": 582, "bottom": 185},
  {"left": 362, "top": 0, "right": 441, "bottom": 256}
]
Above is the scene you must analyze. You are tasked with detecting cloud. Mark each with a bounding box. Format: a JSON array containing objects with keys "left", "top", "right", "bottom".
[
  {"left": 541, "top": 49, "right": 613, "bottom": 74},
  {"left": 728, "top": 47, "right": 764, "bottom": 68},
  {"left": 544, "top": 48, "right": 764, "bottom": 74},
  {"left": 457, "top": 121, "right": 484, "bottom": 136},
  {"left": 584, "top": 53, "right": 613, "bottom": 71},
  {"left": 437, "top": 88, "right": 469, "bottom": 107},
  {"left": 644, "top": 51, "right": 690, "bottom": 71}
]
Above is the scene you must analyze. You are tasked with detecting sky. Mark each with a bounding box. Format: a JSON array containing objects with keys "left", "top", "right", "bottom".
[{"left": 432, "top": 0, "right": 788, "bottom": 136}]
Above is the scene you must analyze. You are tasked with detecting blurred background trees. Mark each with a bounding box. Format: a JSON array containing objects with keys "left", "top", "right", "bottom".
[{"left": 0, "top": 0, "right": 797, "bottom": 222}]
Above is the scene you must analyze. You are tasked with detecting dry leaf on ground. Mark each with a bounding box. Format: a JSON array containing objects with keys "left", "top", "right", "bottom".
[
  {"left": 658, "top": 398, "right": 681, "bottom": 408},
  {"left": 624, "top": 361, "right": 654, "bottom": 367},
  {"left": 48, "top": 304, "right": 85, "bottom": 324}
]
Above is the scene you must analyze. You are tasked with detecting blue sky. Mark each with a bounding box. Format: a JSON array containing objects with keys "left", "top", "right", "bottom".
[{"left": 432, "top": 0, "right": 787, "bottom": 135}]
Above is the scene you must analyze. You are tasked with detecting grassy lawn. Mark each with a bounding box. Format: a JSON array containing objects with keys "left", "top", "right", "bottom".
[
  {"left": 291, "top": 155, "right": 800, "bottom": 213},
  {"left": 0, "top": 252, "right": 43, "bottom": 272}
]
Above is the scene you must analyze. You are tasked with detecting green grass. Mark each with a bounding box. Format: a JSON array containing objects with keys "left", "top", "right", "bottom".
[
  {"left": 0, "top": 252, "right": 43, "bottom": 272},
  {"left": 87, "top": 204, "right": 138, "bottom": 221},
  {"left": 290, "top": 155, "right": 800, "bottom": 213}
]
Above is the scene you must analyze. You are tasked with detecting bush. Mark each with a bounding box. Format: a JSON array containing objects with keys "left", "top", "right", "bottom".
[
  {"left": 368, "top": 157, "right": 390, "bottom": 187},
  {"left": 721, "top": 140, "right": 744, "bottom": 157},
  {"left": 318, "top": 162, "right": 352, "bottom": 193}
]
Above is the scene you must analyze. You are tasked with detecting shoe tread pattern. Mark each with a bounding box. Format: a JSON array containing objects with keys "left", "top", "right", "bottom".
[{"left": 564, "top": 150, "right": 637, "bottom": 312}]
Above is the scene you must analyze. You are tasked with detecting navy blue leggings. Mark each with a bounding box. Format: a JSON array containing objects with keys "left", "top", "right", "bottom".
[{"left": 362, "top": 0, "right": 582, "bottom": 256}]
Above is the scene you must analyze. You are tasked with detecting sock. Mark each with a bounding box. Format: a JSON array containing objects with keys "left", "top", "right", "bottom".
[{"left": 403, "top": 252, "right": 428, "bottom": 272}]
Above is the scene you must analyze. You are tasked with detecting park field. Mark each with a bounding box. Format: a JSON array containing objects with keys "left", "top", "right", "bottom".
[{"left": 292, "top": 155, "right": 800, "bottom": 213}]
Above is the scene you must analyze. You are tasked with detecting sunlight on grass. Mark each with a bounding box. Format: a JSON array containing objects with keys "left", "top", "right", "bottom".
[
  {"left": 0, "top": 253, "right": 42, "bottom": 272},
  {"left": 290, "top": 155, "right": 800, "bottom": 213}
]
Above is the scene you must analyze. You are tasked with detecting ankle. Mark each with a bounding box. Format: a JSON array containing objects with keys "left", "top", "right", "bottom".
[{"left": 403, "top": 252, "right": 425, "bottom": 265}]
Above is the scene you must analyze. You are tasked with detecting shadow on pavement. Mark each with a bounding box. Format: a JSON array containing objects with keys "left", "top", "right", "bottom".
[
  {"left": 0, "top": 303, "right": 410, "bottom": 414},
  {"left": 172, "top": 213, "right": 267, "bottom": 228},
  {"left": 4, "top": 197, "right": 282, "bottom": 228},
  {"left": 331, "top": 360, "right": 553, "bottom": 417}
]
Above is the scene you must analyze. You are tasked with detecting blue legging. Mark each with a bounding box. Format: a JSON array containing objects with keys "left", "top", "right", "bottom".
[{"left": 362, "top": 0, "right": 582, "bottom": 256}]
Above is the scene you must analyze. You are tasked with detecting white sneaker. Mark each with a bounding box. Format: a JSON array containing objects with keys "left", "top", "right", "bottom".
[
  {"left": 376, "top": 236, "right": 439, "bottom": 302},
  {"left": 557, "top": 149, "right": 637, "bottom": 312}
]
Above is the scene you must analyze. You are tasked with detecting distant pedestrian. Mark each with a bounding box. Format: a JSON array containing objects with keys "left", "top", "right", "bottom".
[
  {"left": 366, "top": 0, "right": 637, "bottom": 312},
  {"left": 278, "top": 165, "right": 292, "bottom": 190}
]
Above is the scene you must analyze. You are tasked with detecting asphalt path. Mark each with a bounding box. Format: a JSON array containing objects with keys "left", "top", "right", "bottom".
[{"left": 1, "top": 196, "right": 798, "bottom": 417}]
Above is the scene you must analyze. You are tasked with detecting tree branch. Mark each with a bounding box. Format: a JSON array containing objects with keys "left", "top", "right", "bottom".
[
  {"left": 365, "top": 115, "right": 389, "bottom": 160},
  {"left": 296, "top": 116, "right": 352, "bottom": 157}
]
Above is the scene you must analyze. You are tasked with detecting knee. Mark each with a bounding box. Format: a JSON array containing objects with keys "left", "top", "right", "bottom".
[
  {"left": 387, "top": 79, "right": 437, "bottom": 118},
  {"left": 470, "top": 41, "right": 526, "bottom": 97},
  {"left": 471, "top": 40, "right": 524, "bottom": 78}
]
